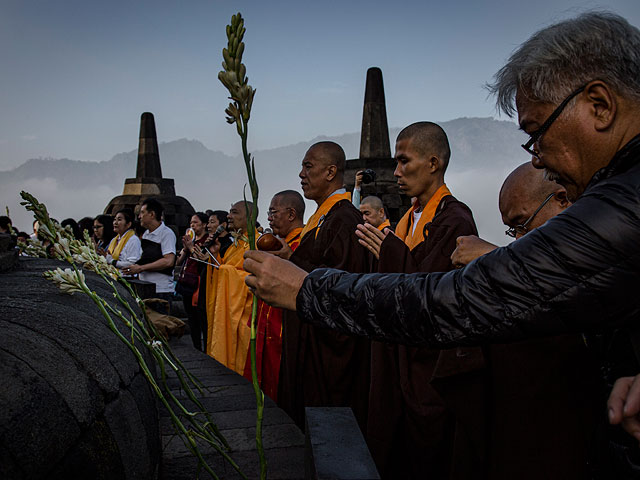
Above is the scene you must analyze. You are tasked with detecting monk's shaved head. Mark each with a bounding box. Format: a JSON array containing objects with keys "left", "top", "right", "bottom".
[
  {"left": 499, "top": 163, "right": 559, "bottom": 208},
  {"left": 308, "top": 141, "right": 346, "bottom": 176},
  {"left": 361, "top": 195, "right": 384, "bottom": 210},
  {"left": 359, "top": 195, "right": 387, "bottom": 227},
  {"left": 499, "top": 162, "right": 570, "bottom": 237},
  {"left": 232, "top": 200, "right": 256, "bottom": 217},
  {"left": 396, "top": 122, "right": 451, "bottom": 172},
  {"left": 273, "top": 190, "right": 305, "bottom": 219}
]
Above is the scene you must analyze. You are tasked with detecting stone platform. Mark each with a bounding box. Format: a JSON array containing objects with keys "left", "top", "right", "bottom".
[{"left": 160, "top": 336, "right": 305, "bottom": 480}]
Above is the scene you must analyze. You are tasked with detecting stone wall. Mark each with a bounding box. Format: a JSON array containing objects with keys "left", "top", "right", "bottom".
[{"left": 0, "top": 257, "right": 160, "bottom": 479}]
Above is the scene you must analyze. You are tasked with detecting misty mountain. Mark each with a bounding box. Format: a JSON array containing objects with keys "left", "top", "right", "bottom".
[{"left": 0, "top": 117, "right": 529, "bottom": 245}]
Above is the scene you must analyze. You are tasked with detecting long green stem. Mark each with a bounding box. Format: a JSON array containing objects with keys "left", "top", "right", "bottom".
[
  {"left": 218, "top": 13, "right": 266, "bottom": 478},
  {"left": 103, "top": 272, "right": 233, "bottom": 452},
  {"left": 70, "top": 261, "right": 241, "bottom": 478},
  {"left": 240, "top": 115, "right": 267, "bottom": 480}
]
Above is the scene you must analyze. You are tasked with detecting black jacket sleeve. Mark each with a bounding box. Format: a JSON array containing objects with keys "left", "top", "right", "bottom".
[{"left": 296, "top": 171, "right": 640, "bottom": 348}]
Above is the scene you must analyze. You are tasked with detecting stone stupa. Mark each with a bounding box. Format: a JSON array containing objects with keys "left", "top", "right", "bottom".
[
  {"left": 344, "top": 67, "right": 411, "bottom": 224},
  {"left": 104, "top": 112, "right": 194, "bottom": 239}
]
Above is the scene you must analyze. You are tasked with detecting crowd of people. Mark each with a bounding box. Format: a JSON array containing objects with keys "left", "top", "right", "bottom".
[
  {"left": 241, "top": 11, "right": 640, "bottom": 480},
  {"left": 3, "top": 10, "right": 640, "bottom": 479}
]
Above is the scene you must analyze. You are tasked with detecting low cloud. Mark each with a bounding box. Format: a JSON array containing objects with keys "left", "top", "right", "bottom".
[
  {"left": 2, "top": 177, "right": 119, "bottom": 232},
  {"left": 447, "top": 166, "right": 517, "bottom": 247}
]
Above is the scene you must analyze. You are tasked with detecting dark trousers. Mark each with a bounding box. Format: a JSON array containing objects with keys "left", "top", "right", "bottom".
[{"left": 184, "top": 295, "right": 207, "bottom": 351}]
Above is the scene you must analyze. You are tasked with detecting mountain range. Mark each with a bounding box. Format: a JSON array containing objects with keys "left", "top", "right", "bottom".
[{"left": 0, "top": 117, "right": 529, "bottom": 245}]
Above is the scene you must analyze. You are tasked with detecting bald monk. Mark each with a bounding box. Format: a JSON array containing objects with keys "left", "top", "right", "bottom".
[
  {"left": 357, "top": 122, "right": 478, "bottom": 479},
  {"left": 243, "top": 190, "right": 305, "bottom": 399},
  {"left": 206, "top": 201, "right": 256, "bottom": 374},
  {"left": 359, "top": 195, "right": 391, "bottom": 231},
  {"left": 447, "top": 162, "right": 599, "bottom": 480},
  {"left": 277, "top": 141, "right": 371, "bottom": 430},
  {"left": 451, "top": 161, "right": 573, "bottom": 267}
]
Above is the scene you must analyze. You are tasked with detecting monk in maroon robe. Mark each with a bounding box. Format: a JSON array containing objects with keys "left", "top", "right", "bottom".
[
  {"left": 357, "top": 122, "right": 479, "bottom": 479},
  {"left": 277, "top": 142, "right": 371, "bottom": 430}
]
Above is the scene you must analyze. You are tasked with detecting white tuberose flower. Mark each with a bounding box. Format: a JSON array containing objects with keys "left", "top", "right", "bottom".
[
  {"left": 44, "top": 267, "right": 86, "bottom": 295},
  {"left": 53, "top": 237, "right": 71, "bottom": 259}
]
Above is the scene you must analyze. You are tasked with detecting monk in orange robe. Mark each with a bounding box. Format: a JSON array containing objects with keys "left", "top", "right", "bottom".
[
  {"left": 356, "top": 123, "right": 478, "bottom": 479},
  {"left": 206, "top": 201, "right": 257, "bottom": 374},
  {"left": 243, "top": 190, "right": 305, "bottom": 400},
  {"left": 359, "top": 195, "right": 391, "bottom": 231},
  {"left": 277, "top": 142, "right": 372, "bottom": 431}
]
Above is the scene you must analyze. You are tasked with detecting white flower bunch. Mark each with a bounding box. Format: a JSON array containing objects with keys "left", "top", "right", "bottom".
[
  {"left": 17, "top": 238, "right": 47, "bottom": 258},
  {"left": 43, "top": 267, "right": 86, "bottom": 295}
]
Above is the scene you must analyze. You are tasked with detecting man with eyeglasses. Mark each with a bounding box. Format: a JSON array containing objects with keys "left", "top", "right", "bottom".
[
  {"left": 241, "top": 190, "right": 305, "bottom": 400},
  {"left": 451, "top": 162, "right": 571, "bottom": 266},
  {"left": 245, "top": 12, "right": 640, "bottom": 475},
  {"left": 264, "top": 190, "right": 305, "bottom": 259},
  {"left": 449, "top": 162, "right": 599, "bottom": 478}
]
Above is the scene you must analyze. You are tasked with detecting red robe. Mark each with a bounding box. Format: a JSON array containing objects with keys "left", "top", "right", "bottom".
[{"left": 243, "top": 227, "right": 302, "bottom": 400}]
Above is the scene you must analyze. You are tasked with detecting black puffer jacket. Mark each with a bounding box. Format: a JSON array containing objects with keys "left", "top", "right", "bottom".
[{"left": 298, "top": 133, "right": 640, "bottom": 348}]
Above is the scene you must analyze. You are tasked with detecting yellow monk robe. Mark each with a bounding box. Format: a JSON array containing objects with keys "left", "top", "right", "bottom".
[
  {"left": 377, "top": 219, "right": 391, "bottom": 231},
  {"left": 242, "top": 226, "right": 303, "bottom": 399},
  {"left": 205, "top": 235, "right": 254, "bottom": 374}
]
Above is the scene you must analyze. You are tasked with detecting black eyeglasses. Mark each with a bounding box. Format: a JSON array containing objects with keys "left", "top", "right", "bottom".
[
  {"left": 505, "top": 192, "right": 556, "bottom": 238},
  {"left": 521, "top": 85, "right": 587, "bottom": 158}
]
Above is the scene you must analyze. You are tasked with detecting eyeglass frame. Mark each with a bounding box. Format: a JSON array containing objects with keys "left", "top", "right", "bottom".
[
  {"left": 505, "top": 192, "right": 556, "bottom": 238},
  {"left": 266, "top": 207, "right": 291, "bottom": 218},
  {"left": 521, "top": 84, "right": 587, "bottom": 158}
]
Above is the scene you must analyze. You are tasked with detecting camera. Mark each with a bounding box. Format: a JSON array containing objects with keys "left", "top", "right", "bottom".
[{"left": 361, "top": 169, "right": 377, "bottom": 184}]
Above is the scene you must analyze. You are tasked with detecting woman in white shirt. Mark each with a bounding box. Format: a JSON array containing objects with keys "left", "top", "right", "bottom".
[{"left": 106, "top": 208, "right": 142, "bottom": 269}]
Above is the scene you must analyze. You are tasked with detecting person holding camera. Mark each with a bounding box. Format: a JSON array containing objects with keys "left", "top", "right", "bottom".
[{"left": 351, "top": 168, "right": 376, "bottom": 208}]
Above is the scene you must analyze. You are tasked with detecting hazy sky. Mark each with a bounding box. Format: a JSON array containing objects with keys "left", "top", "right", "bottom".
[{"left": 1, "top": 0, "right": 639, "bottom": 171}]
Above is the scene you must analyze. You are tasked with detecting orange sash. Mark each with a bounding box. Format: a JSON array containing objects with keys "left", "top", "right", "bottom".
[
  {"left": 377, "top": 219, "right": 391, "bottom": 231},
  {"left": 394, "top": 184, "right": 451, "bottom": 250},
  {"left": 300, "top": 191, "right": 351, "bottom": 239},
  {"left": 285, "top": 226, "right": 303, "bottom": 244}
]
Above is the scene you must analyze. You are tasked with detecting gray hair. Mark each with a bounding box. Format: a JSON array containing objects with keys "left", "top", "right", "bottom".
[{"left": 487, "top": 11, "right": 640, "bottom": 117}]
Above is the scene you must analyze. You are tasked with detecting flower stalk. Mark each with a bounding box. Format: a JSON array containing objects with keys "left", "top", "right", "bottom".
[{"left": 218, "top": 12, "right": 267, "bottom": 480}]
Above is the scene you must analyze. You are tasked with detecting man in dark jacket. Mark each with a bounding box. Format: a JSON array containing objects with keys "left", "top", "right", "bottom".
[{"left": 244, "top": 11, "right": 640, "bottom": 475}]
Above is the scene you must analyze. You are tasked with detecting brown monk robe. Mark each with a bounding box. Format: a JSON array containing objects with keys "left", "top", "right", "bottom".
[
  {"left": 278, "top": 141, "right": 371, "bottom": 430},
  {"left": 371, "top": 193, "right": 479, "bottom": 479},
  {"left": 357, "top": 123, "right": 481, "bottom": 479},
  {"left": 442, "top": 163, "right": 600, "bottom": 480}
]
